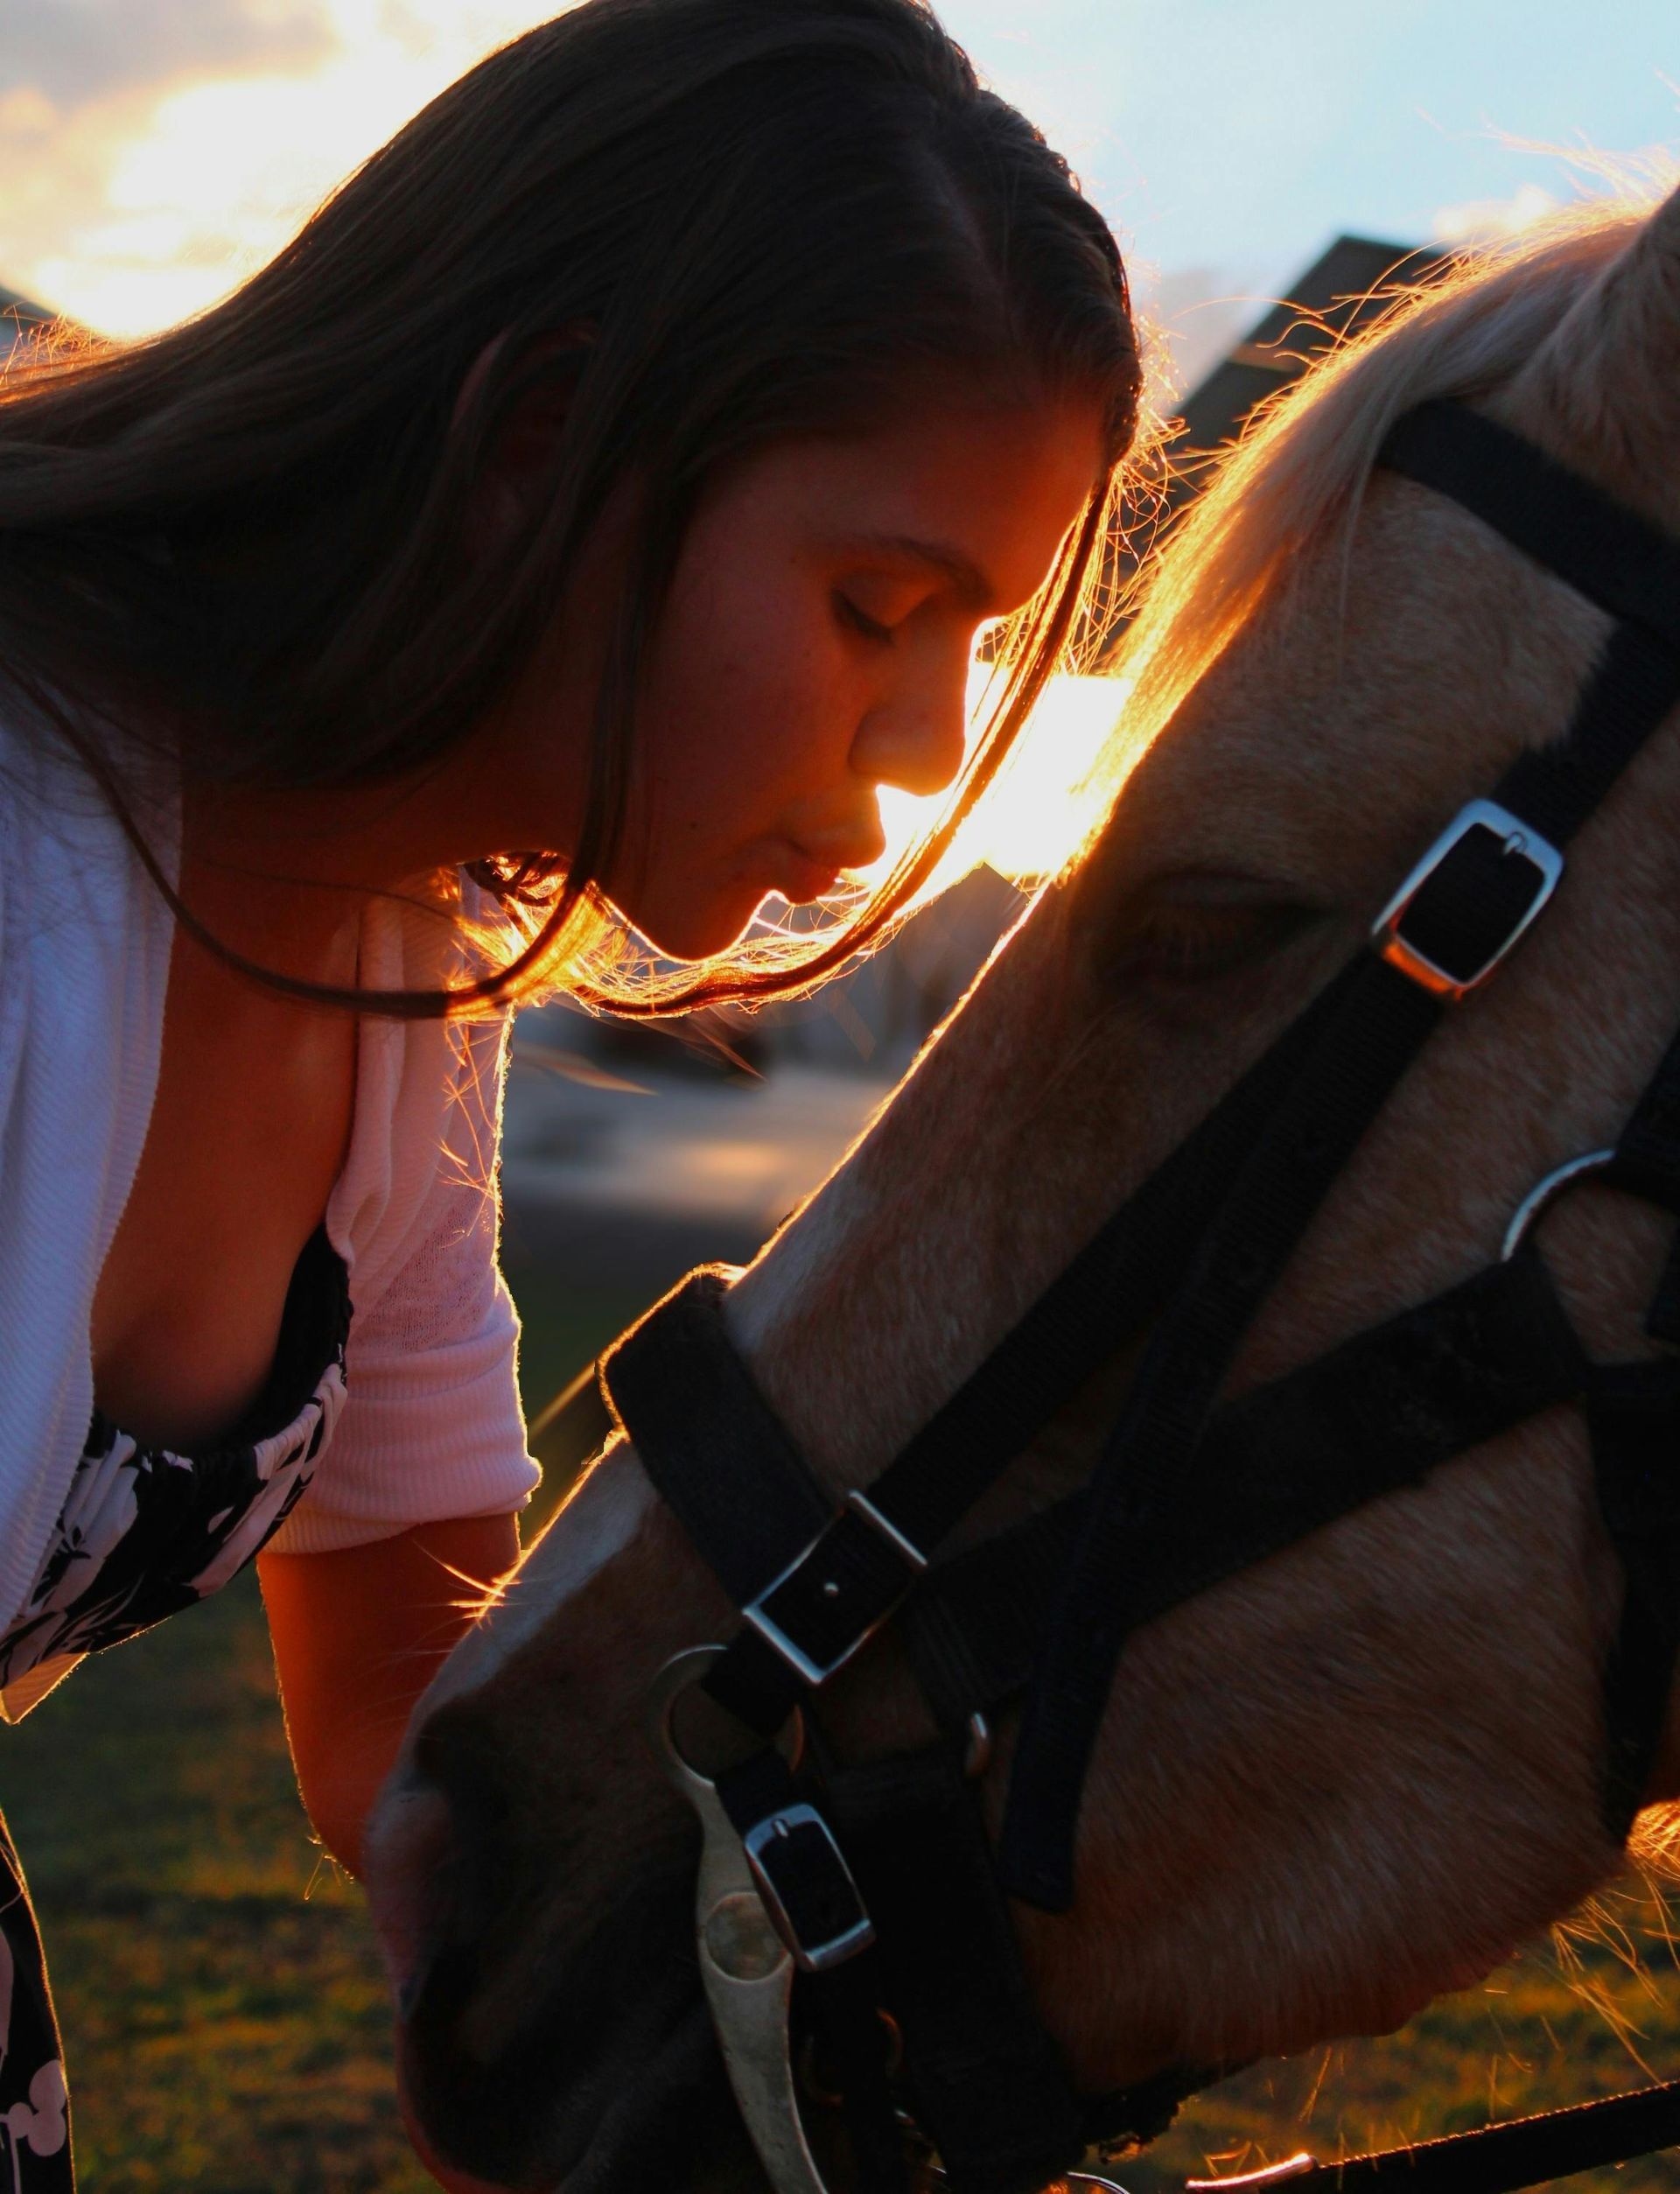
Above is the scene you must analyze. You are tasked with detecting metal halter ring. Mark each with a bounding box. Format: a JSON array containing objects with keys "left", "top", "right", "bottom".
[
  {"left": 655, "top": 1645, "right": 806, "bottom": 1783},
  {"left": 1500, "top": 1147, "right": 1618, "bottom": 1263}
]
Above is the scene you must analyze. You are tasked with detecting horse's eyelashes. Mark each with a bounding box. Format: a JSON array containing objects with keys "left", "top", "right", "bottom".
[{"left": 1096, "top": 890, "right": 1321, "bottom": 990}]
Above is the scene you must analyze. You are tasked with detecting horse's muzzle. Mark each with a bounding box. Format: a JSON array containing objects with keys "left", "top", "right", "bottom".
[{"left": 365, "top": 1708, "right": 736, "bottom": 2190}]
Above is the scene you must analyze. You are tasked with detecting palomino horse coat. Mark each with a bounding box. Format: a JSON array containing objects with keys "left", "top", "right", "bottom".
[{"left": 364, "top": 184, "right": 1680, "bottom": 2190}]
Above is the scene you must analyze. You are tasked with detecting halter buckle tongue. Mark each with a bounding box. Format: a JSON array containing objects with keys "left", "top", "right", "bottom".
[{"left": 1372, "top": 797, "right": 1562, "bottom": 999}]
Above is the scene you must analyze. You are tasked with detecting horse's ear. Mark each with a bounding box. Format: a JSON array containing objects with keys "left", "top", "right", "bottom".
[{"left": 1509, "top": 183, "right": 1680, "bottom": 513}]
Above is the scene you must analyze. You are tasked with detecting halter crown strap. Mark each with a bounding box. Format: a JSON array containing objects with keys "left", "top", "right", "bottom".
[{"left": 1381, "top": 399, "right": 1680, "bottom": 657}]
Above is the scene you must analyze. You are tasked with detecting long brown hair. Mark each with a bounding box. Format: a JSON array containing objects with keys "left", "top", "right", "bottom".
[{"left": 0, "top": 0, "right": 1140, "bottom": 1016}]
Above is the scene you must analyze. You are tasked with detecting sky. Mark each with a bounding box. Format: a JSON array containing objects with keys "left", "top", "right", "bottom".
[{"left": 3, "top": 0, "right": 1677, "bottom": 390}]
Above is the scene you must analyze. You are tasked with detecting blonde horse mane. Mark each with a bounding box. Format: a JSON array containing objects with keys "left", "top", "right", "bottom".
[{"left": 1084, "top": 192, "right": 1662, "bottom": 849}]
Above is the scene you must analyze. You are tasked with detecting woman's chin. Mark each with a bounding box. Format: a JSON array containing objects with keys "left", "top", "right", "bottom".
[{"left": 625, "top": 885, "right": 789, "bottom": 964}]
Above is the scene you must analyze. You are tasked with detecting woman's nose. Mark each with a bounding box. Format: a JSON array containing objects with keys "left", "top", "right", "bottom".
[{"left": 849, "top": 672, "right": 970, "bottom": 798}]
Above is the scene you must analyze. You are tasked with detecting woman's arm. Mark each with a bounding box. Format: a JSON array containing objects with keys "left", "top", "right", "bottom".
[{"left": 258, "top": 1513, "right": 520, "bottom": 1877}]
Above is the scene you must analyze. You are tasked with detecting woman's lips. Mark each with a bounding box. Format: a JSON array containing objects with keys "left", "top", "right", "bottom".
[
  {"left": 779, "top": 834, "right": 884, "bottom": 901},
  {"left": 777, "top": 845, "right": 859, "bottom": 901}
]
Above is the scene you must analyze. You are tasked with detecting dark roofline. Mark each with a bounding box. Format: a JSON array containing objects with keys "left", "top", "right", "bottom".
[
  {"left": 1089, "top": 233, "right": 1448, "bottom": 664},
  {"left": 1172, "top": 233, "right": 1450, "bottom": 466}
]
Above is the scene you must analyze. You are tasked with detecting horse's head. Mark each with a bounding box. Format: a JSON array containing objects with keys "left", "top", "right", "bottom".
[{"left": 363, "top": 182, "right": 1680, "bottom": 2192}]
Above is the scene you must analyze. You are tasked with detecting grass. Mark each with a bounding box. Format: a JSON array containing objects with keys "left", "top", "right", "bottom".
[
  {"left": 1130, "top": 1884, "right": 1680, "bottom": 2190},
  {"left": 3, "top": 1272, "right": 1677, "bottom": 2188}
]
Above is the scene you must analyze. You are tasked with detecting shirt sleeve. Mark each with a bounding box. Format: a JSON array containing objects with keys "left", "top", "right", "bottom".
[{"left": 264, "top": 1012, "right": 541, "bottom": 1555}]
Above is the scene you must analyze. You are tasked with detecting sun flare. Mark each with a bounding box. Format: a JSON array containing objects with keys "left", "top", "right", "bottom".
[{"left": 867, "top": 658, "right": 1134, "bottom": 894}]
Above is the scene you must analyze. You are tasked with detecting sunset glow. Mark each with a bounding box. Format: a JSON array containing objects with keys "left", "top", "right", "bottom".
[{"left": 869, "top": 661, "right": 1133, "bottom": 893}]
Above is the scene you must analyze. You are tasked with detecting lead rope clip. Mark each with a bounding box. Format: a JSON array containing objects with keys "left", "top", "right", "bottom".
[{"left": 648, "top": 1647, "right": 833, "bottom": 2194}]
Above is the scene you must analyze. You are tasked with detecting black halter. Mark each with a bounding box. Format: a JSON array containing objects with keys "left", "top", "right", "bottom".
[{"left": 599, "top": 401, "right": 1680, "bottom": 2193}]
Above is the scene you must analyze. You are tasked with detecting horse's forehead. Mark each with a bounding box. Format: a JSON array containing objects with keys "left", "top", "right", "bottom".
[{"left": 1115, "top": 479, "right": 1604, "bottom": 886}]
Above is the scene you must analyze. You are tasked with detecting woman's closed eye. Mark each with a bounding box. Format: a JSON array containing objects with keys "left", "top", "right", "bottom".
[
  {"left": 833, "top": 590, "right": 896, "bottom": 644},
  {"left": 1096, "top": 871, "right": 1326, "bottom": 990}
]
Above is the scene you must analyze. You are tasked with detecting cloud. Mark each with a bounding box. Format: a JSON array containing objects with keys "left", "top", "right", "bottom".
[
  {"left": 0, "top": 2, "right": 554, "bottom": 336},
  {"left": 0, "top": 0, "right": 337, "bottom": 118},
  {"left": 1430, "top": 181, "right": 1560, "bottom": 246}
]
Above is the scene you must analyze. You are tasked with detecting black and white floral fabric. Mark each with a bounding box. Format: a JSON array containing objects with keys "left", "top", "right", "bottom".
[
  {"left": 0, "top": 1821, "right": 70, "bottom": 2194},
  {"left": 0, "top": 1225, "right": 350, "bottom": 2189}
]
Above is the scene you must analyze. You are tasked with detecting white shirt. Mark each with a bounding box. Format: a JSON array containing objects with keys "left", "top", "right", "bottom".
[{"left": 0, "top": 711, "right": 540, "bottom": 1637}]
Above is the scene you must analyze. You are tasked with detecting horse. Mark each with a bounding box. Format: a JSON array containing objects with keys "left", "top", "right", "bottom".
[{"left": 361, "top": 177, "right": 1680, "bottom": 2192}]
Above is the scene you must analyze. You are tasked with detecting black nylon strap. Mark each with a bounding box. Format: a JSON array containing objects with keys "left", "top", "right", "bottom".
[
  {"left": 1647, "top": 1229, "right": 1680, "bottom": 1349},
  {"left": 704, "top": 963, "right": 1377, "bottom": 1738},
  {"left": 1610, "top": 1015, "right": 1680, "bottom": 1348},
  {"left": 1612, "top": 1020, "right": 1680, "bottom": 1213},
  {"left": 599, "top": 1267, "right": 830, "bottom": 1604},
  {"left": 800, "top": 1952, "right": 907, "bottom": 2193},
  {"left": 1380, "top": 400, "right": 1680, "bottom": 656},
  {"left": 904, "top": 1244, "right": 1586, "bottom": 1730},
  {"left": 1235, "top": 2074, "right": 1680, "bottom": 2192},
  {"left": 1586, "top": 1359, "right": 1680, "bottom": 1842},
  {"left": 1000, "top": 954, "right": 1444, "bottom": 1908},
  {"left": 825, "top": 1745, "right": 1084, "bottom": 2194},
  {"left": 1495, "top": 620, "right": 1680, "bottom": 852}
]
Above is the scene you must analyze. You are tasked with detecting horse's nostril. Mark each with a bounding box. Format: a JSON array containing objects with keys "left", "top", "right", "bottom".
[{"left": 363, "top": 1778, "right": 459, "bottom": 2010}]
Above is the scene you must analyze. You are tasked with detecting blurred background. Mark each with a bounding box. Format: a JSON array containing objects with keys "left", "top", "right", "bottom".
[{"left": 4, "top": 4, "right": 1680, "bottom": 2186}]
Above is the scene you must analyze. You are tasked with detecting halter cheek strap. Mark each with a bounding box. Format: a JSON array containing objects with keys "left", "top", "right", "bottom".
[{"left": 599, "top": 401, "right": 1680, "bottom": 2194}]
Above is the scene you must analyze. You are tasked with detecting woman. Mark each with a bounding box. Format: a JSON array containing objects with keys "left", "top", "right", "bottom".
[{"left": 0, "top": 0, "right": 1140, "bottom": 2181}]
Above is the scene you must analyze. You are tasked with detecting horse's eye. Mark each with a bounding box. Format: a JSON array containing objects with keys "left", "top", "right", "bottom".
[{"left": 1095, "top": 875, "right": 1323, "bottom": 990}]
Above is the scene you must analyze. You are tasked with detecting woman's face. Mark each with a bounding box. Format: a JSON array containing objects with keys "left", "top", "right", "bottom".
[{"left": 481, "top": 391, "right": 1107, "bottom": 961}]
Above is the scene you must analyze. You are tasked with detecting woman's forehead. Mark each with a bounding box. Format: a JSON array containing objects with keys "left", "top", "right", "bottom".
[{"left": 720, "top": 397, "right": 1104, "bottom": 601}]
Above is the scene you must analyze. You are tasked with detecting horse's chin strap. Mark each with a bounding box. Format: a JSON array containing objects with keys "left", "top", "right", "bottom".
[{"left": 601, "top": 400, "right": 1680, "bottom": 2194}]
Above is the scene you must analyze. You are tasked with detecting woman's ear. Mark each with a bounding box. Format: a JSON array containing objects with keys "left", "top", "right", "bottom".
[
  {"left": 454, "top": 328, "right": 592, "bottom": 564},
  {"left": 1504, "top": 182, "right": 1680, "bottom": 525}
]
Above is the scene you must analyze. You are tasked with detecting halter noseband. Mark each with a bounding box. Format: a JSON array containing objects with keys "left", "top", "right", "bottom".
[{"left": 601, "top": 401, "right": 1680, "bottom": 2194}]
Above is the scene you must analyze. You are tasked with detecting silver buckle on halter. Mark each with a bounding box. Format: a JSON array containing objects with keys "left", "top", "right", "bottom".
[
  {"left": 742, "top": 1490, "right": 929, "bottom": 1688},
  {"left": 1372, "top": 798, "right": 1563, "bottom": 999},
  {"left": 741, "top": 1804, "right": 877, "bottom": 1972}
]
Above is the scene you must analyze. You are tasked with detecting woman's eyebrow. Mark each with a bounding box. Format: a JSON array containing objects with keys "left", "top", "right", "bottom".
[{"left": 836, "top": 532, "right": 994, "bottom": 608}]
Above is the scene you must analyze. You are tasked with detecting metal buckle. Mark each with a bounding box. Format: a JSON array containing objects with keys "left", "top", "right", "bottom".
[
  {"left": 741, "top": 1490, "right": 928, "bottom": 1689},
  {"left": 1372, "top": 798, "right": 1562, "bottom": 999},
  {"left": 845, "top": 1488, "right": 929, "bottom": 1572},
  {"left": 742, "top": 1803, "right": 877, "bottom": 1972}
]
